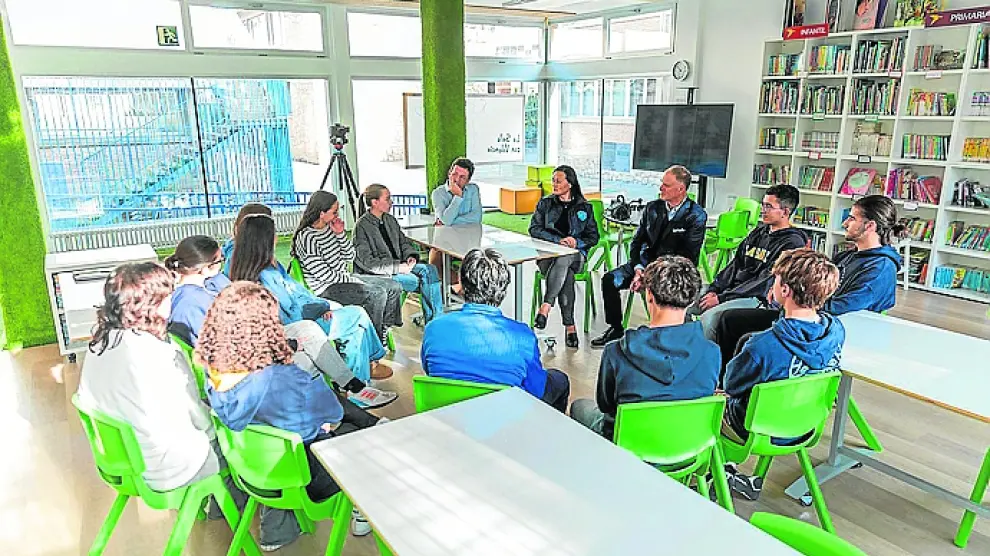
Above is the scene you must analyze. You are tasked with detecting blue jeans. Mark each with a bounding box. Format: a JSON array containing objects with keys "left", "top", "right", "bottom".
[
  {"left": 316, "top": 306, "right": 386, "bottom": 383},
  {"left": 392, "top": 263, "right": 443, "bottom": 323}
]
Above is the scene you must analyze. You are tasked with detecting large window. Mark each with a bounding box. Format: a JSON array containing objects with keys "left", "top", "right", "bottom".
[
  {"left": 25, "top": 77, "right": 330, "bottom": 231},
  {"left": 189, "top": 6, "right": 324, "bottom": 52},
  {"left": 550, "top": 18, "right": 604, "bottom": 61},
  {"left": 464, "top": 23, "right": 543, "bottom": 61},
  {"left": 6, "top": 0, "right": 184, "bottom": 49},
  {"left": 607, "top": 10, "right": 675, "bottom": 55}
]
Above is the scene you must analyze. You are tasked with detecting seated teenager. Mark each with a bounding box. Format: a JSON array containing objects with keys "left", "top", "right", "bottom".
[
  {"left": 166, "top": 235, "right": 395, "bottom": 409},
  {"left": 528, "top": 165, "right": 600, "bottom": 348},
  {"left": 711, "top": 195, "right": 904, "bottom": 373},
  {"left": 198, "top": 281, "right": 380, "bottom": 549},
  {"left": 721, "top": 248, "right": 844, "bottom": 500},
  {"left": 420, "top": 248, "right": 571, "bottom": 412},
  {"left": 687, "top": 184, "right": 807, "bottom": 340},
  {"left": 429, "top": 157, "right": 483, "bottom": 295},
  {"left": 570, "top": 256, "right": 720, "bottom": 439},
  {"left": 591, "top": 165, "right": 708, "bottom": 348},
  {"left": 353, "top": 184, "right": 444, "bottom": 324},
  {"left": 291, "top": 191, "right": 403, "bottom": 342},
  {"left": 229, "top": 212, "right": 395, "bottom": 395}
]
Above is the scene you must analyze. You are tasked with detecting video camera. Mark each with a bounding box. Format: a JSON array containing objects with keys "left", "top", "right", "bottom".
[{"left": 330, "top": 123, "right": 350, "bottom": 149}]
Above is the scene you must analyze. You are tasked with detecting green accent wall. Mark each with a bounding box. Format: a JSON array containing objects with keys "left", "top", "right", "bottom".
[
  {"left": 420, "top": 0, "right": 466, "bottom": 207},
  {"left": 0, "top": 19, "right": 55, "bottom": 349}
]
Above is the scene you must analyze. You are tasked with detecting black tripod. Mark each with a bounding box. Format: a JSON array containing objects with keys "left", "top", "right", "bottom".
[{"left": 318, "top": 141, "right": 362, "bottom": 222}]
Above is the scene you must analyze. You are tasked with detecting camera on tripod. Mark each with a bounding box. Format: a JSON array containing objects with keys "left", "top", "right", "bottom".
[{"left": 330, "top": 123, "right": 350, "bottom": 149}]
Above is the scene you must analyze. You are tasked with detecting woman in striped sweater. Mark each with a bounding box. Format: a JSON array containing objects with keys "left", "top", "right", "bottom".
[{"left": 292, "top": 191, "right": 403, "bottom": 342}]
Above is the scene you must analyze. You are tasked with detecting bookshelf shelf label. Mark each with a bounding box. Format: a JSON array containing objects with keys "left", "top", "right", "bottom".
[
  {"left": 904, "top": 201, "right": 920, "bottom": 211},
  {"left": 812, "top": 112, "right": 825, "bottom": 121},
  {"left": 857, "top": 155, "right": 873, "bottom": 163},
  {"left": 925, "top": 7, "right": 990, "bottom": 28},
  {"left": 864, "top": 114, "right": 880, "bottom": 123},
  {"left": 925, "top": 70, "right": 943, "bottom": 80},
  {"left": 809, "top": 151, "right": 822, "bottom": 160},
  {"left": 888, "top": 70, "right": 903, "bottom": 78}
]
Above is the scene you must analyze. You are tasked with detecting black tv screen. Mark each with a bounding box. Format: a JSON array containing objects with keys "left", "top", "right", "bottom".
[{"left": 632, "top": 104, "right": 734, "bottom": 178}]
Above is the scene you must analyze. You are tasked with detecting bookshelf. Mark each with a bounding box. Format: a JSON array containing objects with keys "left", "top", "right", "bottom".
[{"left": 753, "top": 22, "right": 990, "bottom": 305}]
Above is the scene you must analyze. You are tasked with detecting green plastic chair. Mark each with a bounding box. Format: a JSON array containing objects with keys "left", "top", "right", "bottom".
[
  {"left": 212, "top": 415, "right": 353, "bottom": 556},
  {"left": 751, "top": 513, "right": 867, "bottom": 556},
  {"left": 720, "top": 372, "right": 842, "bottom": 533},
  {"left": 614, "top": 396, "right": 734, "bottom": 512},
  {"left": 734, "top": 197, "right": 762, "bottom": 230},
  {"left": 700, "top": 211, "right": 751, "bottom": 282},
  {"left": 412, "top": 375, "right": 508, "bottom": 413},
  {"left": 530, "top": 260, "right": 597, "bottom": 333},
  {"left": 72, "top": 394, "right": 260, "bottom": 556},
  {"left": 622, "top": 290, "right": 649, "bottom": 329},
  {"left": 956, "top": 447, "right": 990, "bottom": 548},
  {"left": 170, "top": 333, "right": 207, "bottom": 399},
  {"left": 588, "top": 199, "right": 616, "bottom": 272}
]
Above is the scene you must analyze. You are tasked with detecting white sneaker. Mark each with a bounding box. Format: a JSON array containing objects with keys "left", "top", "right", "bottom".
[
  {"left": 376, "top": 416, "right": 391, "bottom": 425},
  {"left": 348, "top": 387, "right": 399, "bottom": 410},
  {"left": 351, "top": 509, "right": 372, "bottom": 537}
]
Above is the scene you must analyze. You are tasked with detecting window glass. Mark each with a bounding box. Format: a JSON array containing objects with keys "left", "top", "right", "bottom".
[
  {"left": 347, "top": 12, "right": 422, "bottom": 58},
  {"left": 549, "top": 18, "right": 604, "bottom": 61},
  {"left": 607, "top": 10, "right": 675, "bottom": 54},
  {"left": 190, "top": 7, "right": 323, "bottom": 51},
  {"left": 465, "top": 23, "right": 542, "bottom": 61},
  {"left": 548, "top": 80, "right": 602, "bottom": 192},
  {"left": 6, "top": 0, "right": 184, "bottom": 49}
]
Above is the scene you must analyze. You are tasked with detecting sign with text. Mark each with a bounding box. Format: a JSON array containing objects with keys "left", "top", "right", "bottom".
[
  {"left": 156, "top": 26, "right": 180, "bottom": 47},
  {"left": 926, "top": 7, "right": 990, "bottom": 28},
  {"left": 783, "top": 23, "right": 829, "bottom": 40}
]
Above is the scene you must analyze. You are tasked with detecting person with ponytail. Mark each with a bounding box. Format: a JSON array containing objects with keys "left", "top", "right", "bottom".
[
  {"left": 291, "top": 191, "right": 403, "bottom": 340},
  {"left": 711, "top": 194, "right": 904, "bottom": 375}
]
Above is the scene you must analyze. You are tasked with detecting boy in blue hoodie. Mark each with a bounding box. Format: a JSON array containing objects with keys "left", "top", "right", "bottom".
[
  {"left": 570, "top": 256, "right": 720, "bottom": 439},
  {"left": 721, "top": 248, "right": 845, "bottom": 500},
  {"left": 712, "top": 195, "right": 902, "bottom": 373}
]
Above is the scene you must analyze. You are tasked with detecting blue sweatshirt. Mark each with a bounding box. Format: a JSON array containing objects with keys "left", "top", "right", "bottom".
[
  {"left": 421, "top": 303, "right": 547, "bottom": 397},
  {"left": 597, "top": 321, "right": 720, "bottom": 439},
  {"left": 724, "top": 314, "right": 845, "bottom": 437},
  {"left": 168, "top": 275, "right": 231, "bottom": 346},
  {"left": 432, "top": 183, "right": 483, "bottom": 225},
  {"left": 824, "top": 245, "right": 901, "bottom": 315},
  {"left": 208, "top": 364, "right": 343, "bottom": 443}
]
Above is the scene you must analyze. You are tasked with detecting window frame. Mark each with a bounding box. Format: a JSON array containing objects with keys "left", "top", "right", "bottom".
[
  {"left": 548, "top": 3, "right": 677, "bottom": 62},
  {"left": 186, "top": 0, "right": 329, "bottom": 57}
]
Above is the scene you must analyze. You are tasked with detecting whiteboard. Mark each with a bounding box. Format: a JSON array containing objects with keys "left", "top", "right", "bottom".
[{"left": 403, "top": 93, "right": 525, "bottom": 168}]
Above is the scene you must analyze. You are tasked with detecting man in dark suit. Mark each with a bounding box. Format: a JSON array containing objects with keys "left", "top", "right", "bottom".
[{"left": 591, "top": 165, "right": 708, "bottom": 348}]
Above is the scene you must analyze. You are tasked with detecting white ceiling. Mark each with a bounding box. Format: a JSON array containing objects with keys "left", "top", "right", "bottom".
[{"left": 466, "top": 0, "right": 651, "bottom": 15}]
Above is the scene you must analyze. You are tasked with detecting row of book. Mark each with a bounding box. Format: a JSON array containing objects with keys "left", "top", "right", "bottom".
[
  {"left": 905, "top": 89, "right": 956, "bottom": 117},
  {"left": 946, "top": 221, "right": 990, "bottom": 251},
  {"left": 973, "top": 25, "right": 990, "bottom": 70},
  {"left": 753, "top": 163, "right": 790, "bottom": 185},
  {"left": 902, "top": 134, "right": 949, "bottom": 161},
  {"left": 853, "top": 38, "right": 906, "bottom": 74},
  {"left": 795, "top": 206, "right": 829, "bottom": 229},
  {"left": 971, "top": 91, "right": 990, "bottom": 117},
  {"left": 767, "top": 53, "right": 801, "bottom": 76},
  {"left": 850, "top": 79, "right": 899, "bottom": 115},
  {"left": 760, "top": 81, "right": 799, "bottom": 114},
  {"left": 758, "top": 127, "right": 794, "bottom": 151},
  {"left": 934, "top": 265, "right": 990, "bottom": 294},
  {"left": 951, "top": 178, "right": 990, "bottom": 209},
  {"left": 798, "top": 165, "right": 835, "bottom": 192},
  {"left": 851, "top": 122, "right": 892, "bottom": 157},
  {"left": 961, "top": 137, "right": 990, "bottom": 163},
  {"left": 808, "top": 45, "right": 850, "bottom": 75},
  {"left": 809, "top": 231, "right": 827, "bottom": 254},
  {"left": 886, "top": 168, "right": 942, "bottom": 203},
  {"left": 841, "top": 168, "right": 881, "bottom": 196},
  {"left": 898, "top": 216, "right": 935, "bottom": 243},
  {"left": 908, "top": 251, "right": 929, "bottom": 285},
  {"left": 801, "top": 131, "right": 839, "bottom": 152},
  {"left": 913, "top": 44, "right": 965, "bottom": 71},
  {"left": 801, "top": 84, "right": 845, "bottom": 115}
]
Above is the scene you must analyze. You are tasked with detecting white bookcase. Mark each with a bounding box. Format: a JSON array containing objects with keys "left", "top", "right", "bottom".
[{"left": 753, "top": 23, "right": 990, "bottom": 304}]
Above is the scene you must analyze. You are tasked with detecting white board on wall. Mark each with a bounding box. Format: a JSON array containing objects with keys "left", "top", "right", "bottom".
[{"left": 402, "top": 93, "right": 525, "bottom": 168}]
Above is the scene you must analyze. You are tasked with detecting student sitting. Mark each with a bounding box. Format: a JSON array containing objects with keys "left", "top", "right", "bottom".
[
  {"left": 420, "top": 248, "right": 571, "bottom": 412},
  {"left": 199, "top": 281, "right": 380, "bottom": 550},
  {"left": 429, "top": 157, "right": 483, "bottom": 295},
  {"left": 712, "top": 195, "right": 904, "bottom": 372},
  {"left": 353, "top": 184, "right": 444, "bottom": 324},
  {"left": 229, "top": 212, "right": 394, "bottom": 391},
  {"left": 570, "top": 256, "right": 720, "bottom": 439},
  {"left": 721, "top": 248, "right": 844, "bottom": 500},
  {"left": 166, "top": 235, "right": 395, "bottom": 409},
  {"left": 686, "top": 184, "right": 808, "bottom": 340},
  {"left": 291, "top": 191, "right": 403, "bottom": 341}
]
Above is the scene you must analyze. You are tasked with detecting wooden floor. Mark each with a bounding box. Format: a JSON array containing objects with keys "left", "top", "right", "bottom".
[{"left": 3, "top": 271, "right": 990, "bottom": 555}]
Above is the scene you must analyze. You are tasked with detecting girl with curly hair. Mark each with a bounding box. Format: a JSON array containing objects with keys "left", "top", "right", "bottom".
[{"left": 198, "top": 281, "right": 379, "bottom": 549}]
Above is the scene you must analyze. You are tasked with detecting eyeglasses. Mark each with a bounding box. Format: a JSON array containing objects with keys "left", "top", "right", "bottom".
[
  {"left": 207, "top": 257, "right": 224, "bottom": 268},
  {"left": 761, "top": 203, "right": 782, "bottom": 211}
]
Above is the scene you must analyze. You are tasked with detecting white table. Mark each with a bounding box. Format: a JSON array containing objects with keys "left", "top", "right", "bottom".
[
  {"left": 785, "top": 311, "right": 990, "bottom": 523},
  {"left": 396, "top": 213, "right": 437, "bottom": 230},
  {"left": 312, "top": 388, "right": 799, "bottom": 556},
  {"left": 404, "top": 224, "right": 577, "bottom": 321}
]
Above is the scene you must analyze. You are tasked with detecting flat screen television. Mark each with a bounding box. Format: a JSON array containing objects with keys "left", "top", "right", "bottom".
[{"left": 632, "top": 104, "right": 734, "bottom": 178}]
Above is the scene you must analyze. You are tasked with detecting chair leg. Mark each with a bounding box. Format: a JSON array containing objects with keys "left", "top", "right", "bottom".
[
  {"left": 325, "top": 494, "right": 354, "bottom": 556},
  {"left": 699, "top": 251, "right": 714, "bottom": 283},
  {"left": 164, "top": 489, "right": 209, "bottom": 556},
  {"left": 530, "top": 275, "right": 542, "bottom": 327},
  {"left": 89, "top": 493, "right": 130, "bottom": 556},
  {"left": 226, "top": 497, "right": 259, "bottom": 556},
  {"left": 695, "top": 471, "right": 711, "bottom": 499},
  {"left": 797, "top": 448, "right": 836, "bottom": 534},
  {"left": 296, "top": 509, "right": 316, "bottom": 535},
  {"left": 622, "top": 292, "right": 635, "bottom": 329},
  {"left": 584, "top": 280, "right": 592, "bottom": 334},
  {"left": 710, "top": 444, "right": 735, "bottom": 514},
  {"left": 754, "top": 455, "right": 773, "bottom": 479},
  {"left": 210, "top": 481, "right": 261, "bottom": 556},
  {"left": 848, "top": 397, "right": 883, "bottom": 452},
  {"left": 375, "top": 533, "right": 396, "bottom": 556},
  {"left": 640, "top": 291, "right": 648, "bottom": 314},
  {"left": 955, "top": 447, "right": 990, "bottom": 548}
]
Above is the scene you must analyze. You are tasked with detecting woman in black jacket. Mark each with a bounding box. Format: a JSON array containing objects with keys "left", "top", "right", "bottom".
[{"left": 528, "top": 165, "right": 600, "bottom": 348}]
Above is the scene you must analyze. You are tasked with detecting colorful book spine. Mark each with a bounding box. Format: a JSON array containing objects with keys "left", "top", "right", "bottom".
[
  {"left": 962, "top": 138, "right": 990, "bottom": 163},
  {"left": 760, "top": 81, "right": 800, "bottom": 114},
  {"left": 798, "top": 166, "right": 836, "bottom": 191},
  {"left": 808, "top": 45, "right": 851, "bottom": 75},
  {"left": 853, "top": 38, "right": 906, "bottom": 73},
  {"left": 753, "top": 163, "right": 791, "bottom": 185},
  {"left": 906, "top": 89, "right": 956, "bottom": 116},
  {"left": 851, "top": 79, "right": 899, "bottom": 115},
  {"left": 901, "top": 134, "right": 949, "bottom": 160},
  {"left": 801, "top": 131, "right": 839, "bottom": 152},
  {"left": 801, "top": 84, "right": 845, "bottom": 115},
  {"left": 759, "top": 127, "right": 795, "bottom": 150},
  {"left": 767, "top": 53, "right": 802, "bottom": 76}
]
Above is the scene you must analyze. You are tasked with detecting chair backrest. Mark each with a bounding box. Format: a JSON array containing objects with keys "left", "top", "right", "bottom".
[
  {"left": 734, "top": 197, "right": 762, "bottom": 229},
  {"left": 212, "top": 414, "right": 312, "bottom": 509},
  {"left": 589, "top": 199, "right": 608, "bottom": 238},
  {"left": 412, "top": 375, "right": 508, "bottom": 413},
  {"left": 169, "top": 334, "right": 207, "bottom": 397},
  {"left": 745, "top": 372, "right": 842, "bottom": 446},
  {"left": 614, "top": 396, "right": 726, "bottom": 475},
  {"left": 751, "top": 512, "right": 868, "bottom": 556},
  {"left": 287, "top": 257, "right": 308, "bottom": 288},
  {"left": 714, "top": 210, "right": 751, "bottom": 245},
  {"left": 72, "top": 393, "right": 146, "bottom": 495}
]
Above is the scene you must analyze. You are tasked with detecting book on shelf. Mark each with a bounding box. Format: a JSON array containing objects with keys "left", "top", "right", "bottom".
[
  {"left": 894, "top": 0, "right": 943, "bottom": 28},
  {"left": 950, "top": 223, "right": 990, "bottom": 251},
  {"left": 801, "top": 84, "right": 845, "bottom": 115},
  {"left": 826, "top": 0, "right": 842, "bottom": 32},
  {"left": 854, "top": 0, "right": 883, "bottom": 30},
  {"left": 832, "top": 240, "right": 855, "bottom": 258},
  {"left": 898, "top": 216, "right": 935, "bottom": 242},
  {"left": 767, "top": 54, "right": 802, "bottom": 76},
  {"left": 799, "top": 165, "right": 835, "bottom": 191},
  {"left": 952, "top": 178, "right": 990, "bottom": 209},
  {"left": 801, "top": 131, "right": 839, "bottom": 152},
  {"left": 885, "top": 168, "right": 941, "bottom": 203},
  {"left": 913, "top": 44, "right": 965, "bottom": 70},
  {"left": 853, "top": 37, "right": 906, "bottom": 73},
  {"left": 795, "top": 206, "right": 829, "bottom": 228},
  {"left": 851, "top": 121, "right": 892, "bottom": 156},
  {"left": 753, "top": 163, "right": 791, "bottom": 185},
  {"left": 759, "top": 127, "right": 795, "bottom": 150},
  {"left": 906, "top": 89, "right": 956, "bottom": 116},
  {"left": 851, "top": 78, "right": 899, "bottom": 115},
  {"left": 809, "top": 231, "right": 828, "bottom": 254},
  {"left": 934, "top": 265, "right": 990, "bottom": 294},
  {"left": 783, "top": 0, "right": 806, "bottom": 28},
  {"left": 962, "top": 138, "right": 990, "bottom": 163},
  {"left": 946, "top": 220, "right": 966, "bottom": 244},
  {"left": 761, "top": 81, "right": 799, "bottom": 113},
  {"left": 974, "top": 25, "right": 990, "bottom": 70},
  {"left": 808, "top": 44, "right": 851, "bottom": 74},
  {"left": 841, "top": 168, "right": 879, "bottom": 195},
  {"left": 971, "top": 91, "right": 990, "bottom": 117},
  {"left": 901, "top": 134, "right": 949, "bottom": 161},
  {"left": 908, "top": 250, "right": 930, "bottom": 284}
]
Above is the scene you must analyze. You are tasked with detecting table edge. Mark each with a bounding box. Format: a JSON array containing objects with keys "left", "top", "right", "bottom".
[{"left": 843, "top": 370, "right": 990, "bottom": 424}]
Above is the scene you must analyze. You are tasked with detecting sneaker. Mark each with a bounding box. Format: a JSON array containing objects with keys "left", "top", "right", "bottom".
[
  {"left": 728, "top": 471, "right": 763, "bottom": 501},
  {"left": 351, "top": 509, "right": 371, "bottom": 537},
  {"left": 376, "top": 416, "right": 391, "bottom": 426},
  {"left": 348, "top": 387, "right": 399, "bottom": 410},
  {"left": 590, "top": 326, "right": 624, "bottom": 349}
]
